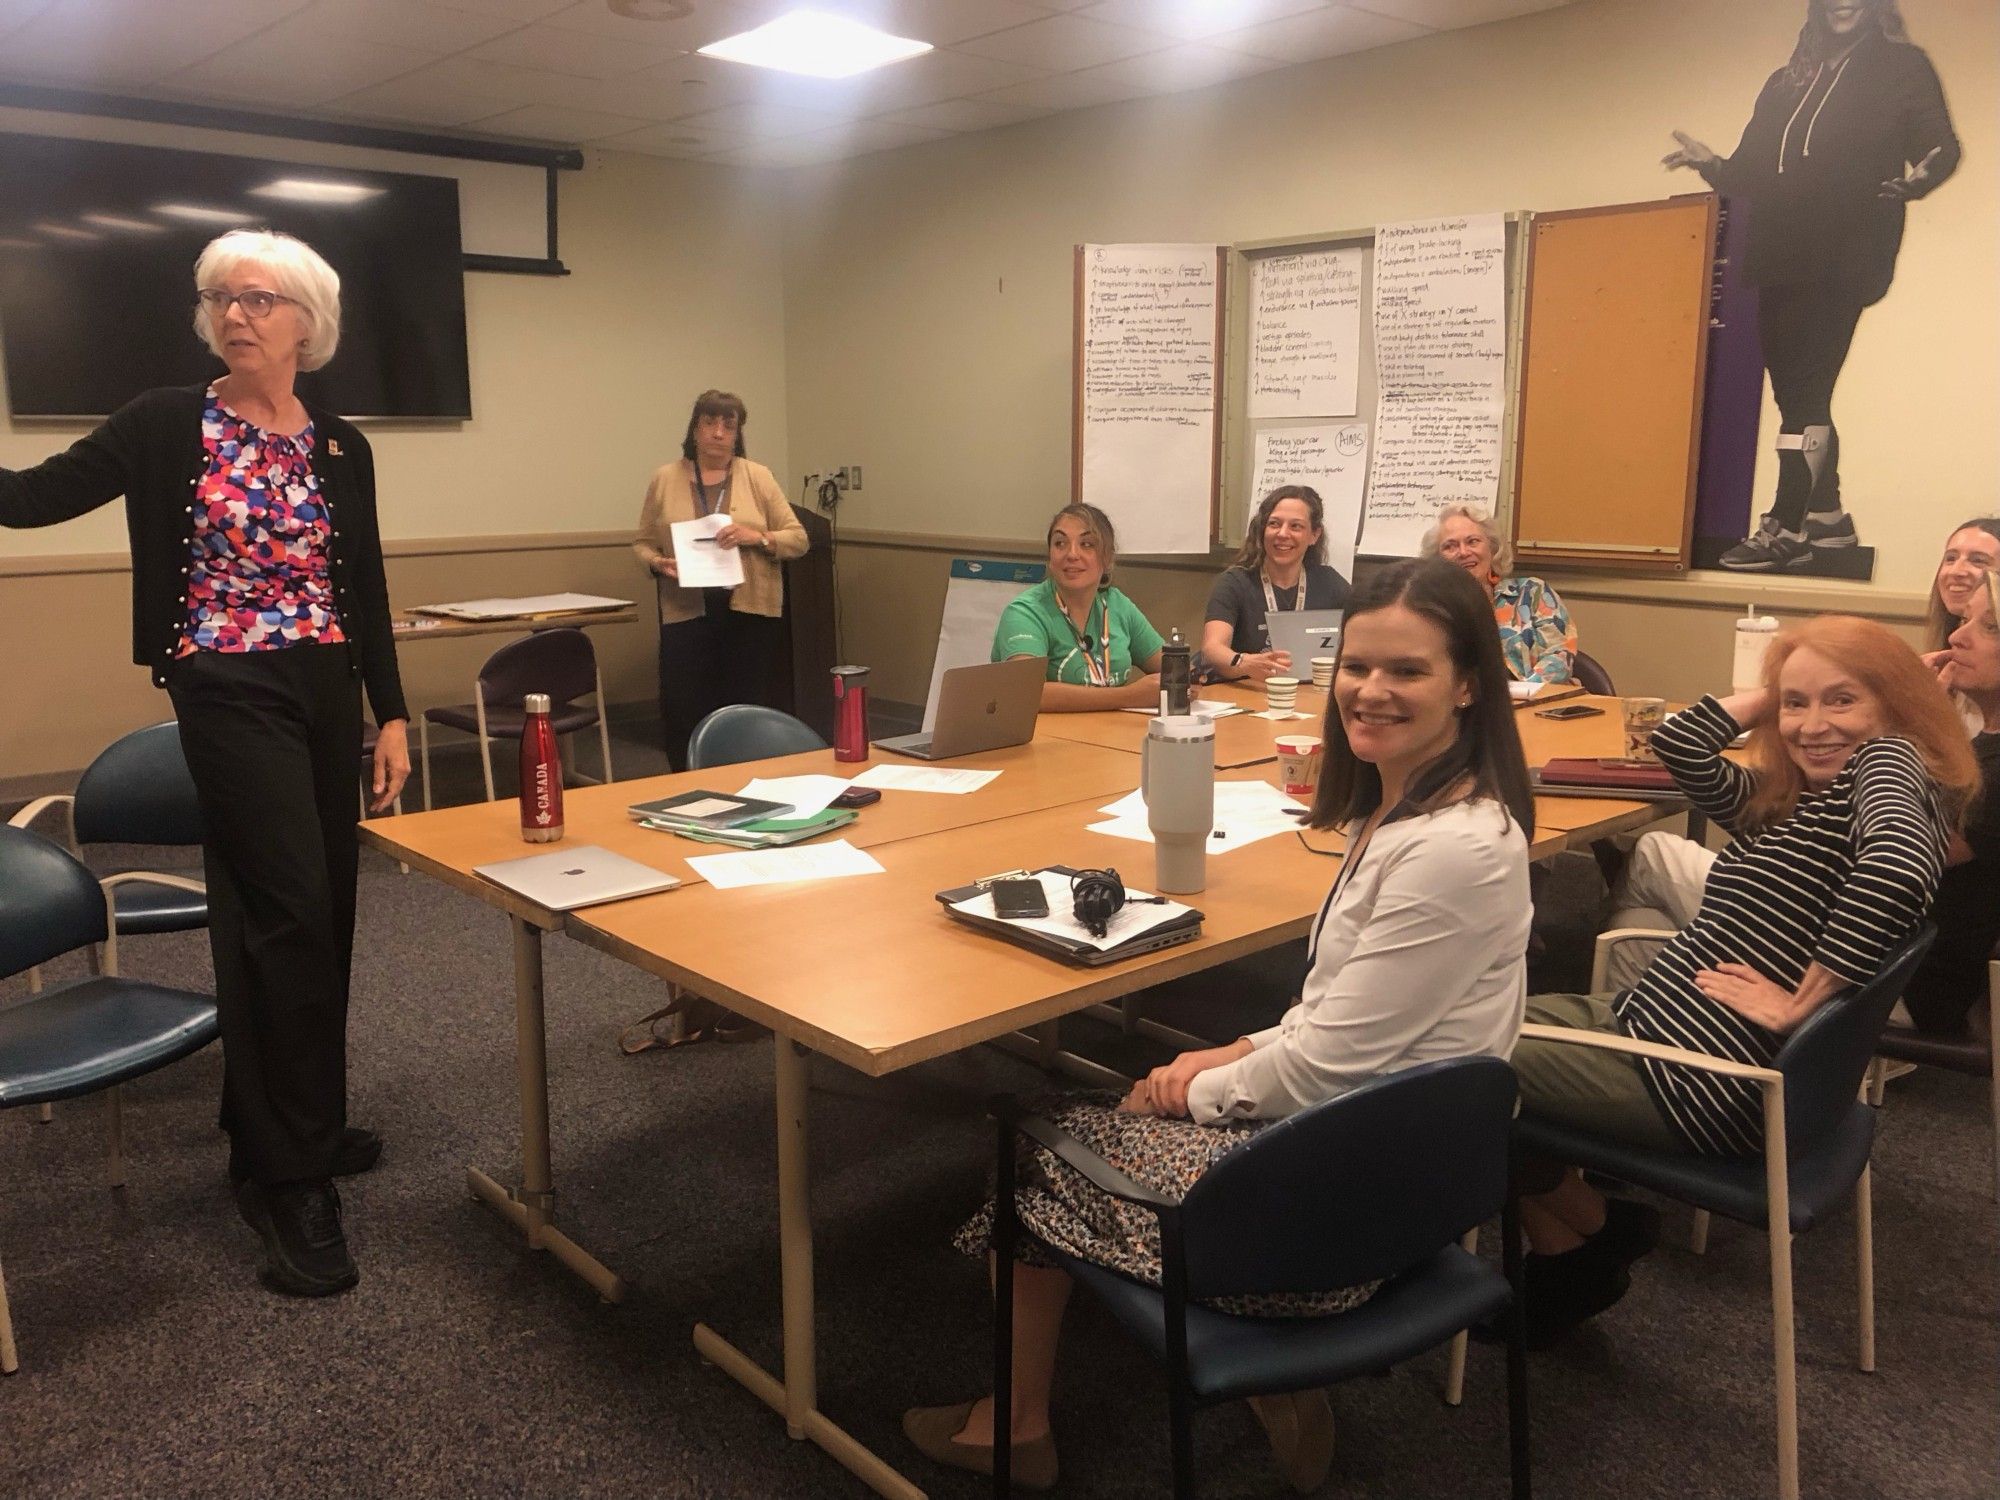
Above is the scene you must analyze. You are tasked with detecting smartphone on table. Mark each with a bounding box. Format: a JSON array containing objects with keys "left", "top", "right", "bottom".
[{"left": 1535, "top": 704, "right": 1605, "bottom": 720}]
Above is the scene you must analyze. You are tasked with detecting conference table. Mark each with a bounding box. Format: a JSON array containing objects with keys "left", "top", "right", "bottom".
[{"left": 356, "top": 690, "right": 1682, "bottom": 1500}]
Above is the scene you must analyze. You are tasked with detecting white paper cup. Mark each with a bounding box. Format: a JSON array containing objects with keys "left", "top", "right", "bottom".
[
  {"left": 1264, "top": 676, "right": 1300, "bottom": 714},
  {"left": 1309, "top": 656, "right": 1335, "bottom": 689},
  {"left": 1276, "top": 734, "right": 1323, "bottom": 796}
]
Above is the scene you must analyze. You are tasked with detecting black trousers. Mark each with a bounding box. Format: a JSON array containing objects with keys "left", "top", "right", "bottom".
[
  {"left": 166, "top": 643, "right": 362, "bottom": 1186},
  {"left": 1758, "top": 282, "right": 1868, "bottom": 529},
  {"left": 657, "top": 598, "right": 785, "bottom": 772}
]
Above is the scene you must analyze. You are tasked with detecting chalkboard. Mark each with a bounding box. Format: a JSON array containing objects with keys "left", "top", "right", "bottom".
[{"left": 1510, "top": 195, "right": 1718, "bottom": 572}]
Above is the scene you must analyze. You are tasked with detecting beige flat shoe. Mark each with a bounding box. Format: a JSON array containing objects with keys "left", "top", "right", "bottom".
[
  {"left": 902, "top": 1400, "right": 1059, "bottom": 1492},
  {"left": 1248, "top": 1390, "right": 1336, "bottom": 1493}
]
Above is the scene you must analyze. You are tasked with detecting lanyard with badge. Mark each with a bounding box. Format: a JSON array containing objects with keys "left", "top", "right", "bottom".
[
  {"left": 690, "top": 463, "right": 729, "bottom": 517},
  {"left": 1261, "top": 570, "right": 1303, "bottom": 648},
  {"left": 1061, "top": 592, "right": 1113, "bottom": 686}
]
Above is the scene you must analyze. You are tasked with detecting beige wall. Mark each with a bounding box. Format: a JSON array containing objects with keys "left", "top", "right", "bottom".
[{"left": 778, "top": 0, "right": 1997, "bottom": 598}]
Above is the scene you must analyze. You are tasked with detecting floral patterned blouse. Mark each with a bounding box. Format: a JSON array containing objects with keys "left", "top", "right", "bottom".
[
  {"left": 178, "top": 388, "right": 345, "bottom": 655},
  {"left": 1493, "top": 575, "right": 1574, "bottom": 685}
]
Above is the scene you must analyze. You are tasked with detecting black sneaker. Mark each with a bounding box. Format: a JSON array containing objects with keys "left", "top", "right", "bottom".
[
  {"left": 1719, "top": 517, "right": 1812, "bottom": 571},
  {"left": 1473, "top": 1241, "right": 1632, "bottom": 1350},
  {"left": 1802, "top": 511, "right": 1859, "bottom": 550},
  {"left": 236, "top": 1179, "right": 359, "bottom": 1297},
  {"left": 1594, "top": 1197, "right": 1662, "bottom": 1268}
]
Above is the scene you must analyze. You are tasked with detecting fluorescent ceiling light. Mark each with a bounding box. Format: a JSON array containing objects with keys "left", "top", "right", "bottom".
[
  {"left": 82, "top": 212, "right": 167, "bottom": 234},
  {"left": 0, "top": 237, "right": 42, "bottom": 250},
  {"left": 699, "top": 9, "right": 931, "bottom": 80},
  {"left": 153, "top": 203, "right": 257, "bottom": 224},
  {"left": 34, "top": 222, "right": 99, "bottom": 241},
  {"left": 249, "top": 177, "right": 385, "bottom": 205}
]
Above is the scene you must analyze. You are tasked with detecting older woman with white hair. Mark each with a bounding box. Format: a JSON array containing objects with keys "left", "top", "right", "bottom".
[
  {"left": 0, "top": 229, "right": 407, "bottom": 1299},
  {"left": 1421, "top": 502, "right": 1577, "bottom": 686}
]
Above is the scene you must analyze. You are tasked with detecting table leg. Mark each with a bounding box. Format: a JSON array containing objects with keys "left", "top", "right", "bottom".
[
  {"left": 465, "top": 915, "right": 627, "bottom": 1303},
  {"left": 692, "top": 1040, "right": 926, "bottom": 1500}
]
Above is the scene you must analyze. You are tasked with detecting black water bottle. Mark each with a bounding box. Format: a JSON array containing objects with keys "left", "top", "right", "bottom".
[{"left": 1160, "top": 628, "right": 1192, "bottom": 716}]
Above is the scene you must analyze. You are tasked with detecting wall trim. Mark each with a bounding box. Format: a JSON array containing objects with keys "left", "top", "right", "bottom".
[
  {"left": 838, "top": 526, "right": 1236, "bottom": 573},
  {"left": 0, "top": 529, "right": 635, "bottom": 579}
]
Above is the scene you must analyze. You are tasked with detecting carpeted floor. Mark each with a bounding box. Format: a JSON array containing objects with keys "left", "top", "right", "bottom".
[{"left": 3, "top": 735, "right": 1995, "bottom": 1499}]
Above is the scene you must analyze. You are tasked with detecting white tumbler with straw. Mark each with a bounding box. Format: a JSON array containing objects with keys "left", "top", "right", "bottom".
[{"left": 1141, "top": 715, "right": 1215, "bottom": 894}]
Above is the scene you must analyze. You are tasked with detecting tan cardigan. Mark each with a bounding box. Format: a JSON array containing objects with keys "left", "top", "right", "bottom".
[{"left": 632, "top": 456, "right": 809, "bottom": 624}]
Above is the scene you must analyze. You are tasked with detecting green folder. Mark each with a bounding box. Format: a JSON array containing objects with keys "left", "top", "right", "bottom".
[{"left": 645, "top": 808, "right": 857, "bottom": 849}]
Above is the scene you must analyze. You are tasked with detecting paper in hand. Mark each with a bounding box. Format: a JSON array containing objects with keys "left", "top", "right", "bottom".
[{"left": 670, "top": 513, "right": 746, "bottom": 589}]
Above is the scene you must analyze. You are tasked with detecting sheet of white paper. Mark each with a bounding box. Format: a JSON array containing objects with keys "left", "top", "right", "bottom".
[
  {"left": 1251, "top": 708, "right": 1314, "bottom": 721},
  {"left": 1508, "top": 680, "right": 1537, "bottom": 703},
  {"left": 849, "top": 764, "right": 1002, "bottom": 795},
  {"left": 953, "top": 870, "right": 1192, "bottom": 952},
  {"left": 671, "top": 796, "right": 743, "bottom": 819},
  {"left": 1364, "top": 216, "right": 1508, "bottom": 557},
  {"left": 1079, "top": 243, "right": 1220, "bottom": 555},
  {"left": 1248, "top": 247, "right": 1363, "bottom": 419},
  {"left": 686, "top": 840, "right": 884, "bottom": 890},
  {"left": 414, "top": 592, "right": 631, "bottom": 620},
  {"left": 737, "top": 775, "right": 850, "bottom": 818},
  {"left": 670, "top": 512, "right": 747, "bottom": 589},
  {"left": 1118, "top": 699, "right": 1244, "bottom": 719},
  {"left": 1248, "top": 423, "right": 1368, "bottom": 580},
  {"left": 1092, "top": 780, "right": 1308, "bottom": 850}
]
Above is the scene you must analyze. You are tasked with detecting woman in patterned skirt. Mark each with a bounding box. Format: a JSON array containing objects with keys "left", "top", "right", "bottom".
[
  {"left": 0, "top": 230, "right": 407, "bottom": 1298},
  {"left": 904, "top": 557, "right": 1536, "bottom": 1493}
]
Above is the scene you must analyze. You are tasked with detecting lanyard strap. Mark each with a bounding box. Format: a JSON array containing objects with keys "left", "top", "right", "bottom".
[
  {"left": 1061, "top": 594, "right": 1112, "bottom": 687},
  {"left": 691, "top": 465, "right": 729, "bottom": 517},
  {"left": 1262, "top": 571, "right": 1303, "bottom": 616}
]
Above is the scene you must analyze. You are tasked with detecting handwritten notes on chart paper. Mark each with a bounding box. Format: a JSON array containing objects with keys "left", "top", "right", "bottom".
[
  {"left": 1080, "top": 244, "right": 1220, "bottom": 554},
  {"left": 1248, "top": 247, "right": 1362, "bottom": 419},
  {"left": 1249, "top": 424, "right": 1369, "bottom": 580},
  {"left": 1363, "top": 216, "right": 1508, "bottom": 557}
]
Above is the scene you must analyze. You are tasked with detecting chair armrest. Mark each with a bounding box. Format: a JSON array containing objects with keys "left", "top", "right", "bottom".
[
  {"left": 1518, "top": 1022, "right": 1782, "bottom": 1085},
  {"left": 1590, "top": 927, "right": 1673, "bottom": 992},
  {"left": 101, "top": 871, "right": 207, "bottom": 895},
  {"left": 992, "top": 1097, "right": 1179, "bottom": 1213},
  {"left": 8, "top": 794, "right": 77, "bottom": 851}
]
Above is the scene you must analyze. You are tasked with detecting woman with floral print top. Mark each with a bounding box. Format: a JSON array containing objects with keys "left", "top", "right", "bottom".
[
  {"left": 1423, "top": 502, "right": 1578, "bottom": 686},
  {"left": 0, "top": 230, "right": 404, "bottom": 1302}
]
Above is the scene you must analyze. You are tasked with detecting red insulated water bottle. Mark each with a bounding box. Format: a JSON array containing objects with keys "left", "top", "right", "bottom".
[
  {"left": 519, "top": 692, "right": 564, "bottom": 842},
  {"left": 832, "top": 665, "right": 870, "bottom": 762}
]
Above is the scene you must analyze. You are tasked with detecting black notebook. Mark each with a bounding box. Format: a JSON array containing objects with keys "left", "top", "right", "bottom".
[{"left": 935, "top": 866, "right": 1204, "bottom": 968}]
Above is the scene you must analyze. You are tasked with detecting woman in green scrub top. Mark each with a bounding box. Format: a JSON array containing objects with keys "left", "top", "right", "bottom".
[{"left": 992, "top": 503, "right": 1165, "bottom": 712}]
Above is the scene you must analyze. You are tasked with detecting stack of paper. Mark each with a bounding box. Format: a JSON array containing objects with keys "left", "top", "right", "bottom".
[
  {"left": 654, "top": 809, "right": 857, "bottom": 849},
  {"left": 411, "top": 593, "right": 631, "bottom": 620},
  {"left": 686, "top": 840, "right": 885, "bottom": 889},
  {"left": 737, "top": 775, "right": 851, "bottom": 817},
  {"left": 1088, "top": 780, "right": 1308, "bottom": 849},
  {"left": 850, "top": 764, "right": 1002, "bottom": 795}
]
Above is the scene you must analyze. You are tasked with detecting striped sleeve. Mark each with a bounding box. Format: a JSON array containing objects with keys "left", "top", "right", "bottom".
[
  {"left": 1651, "top": 695, "right": 1753, "bottom": 829},
  {"left": 1815, "top": 738, "right": 1946, "bottom": 986}
]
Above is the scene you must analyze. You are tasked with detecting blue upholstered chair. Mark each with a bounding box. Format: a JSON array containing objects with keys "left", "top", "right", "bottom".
[
  {"left": 991, "top": 1056, "right": 1529, "bottom": 1499},
  {"left": 686, "top": 704, "right": 828, "bottom": 769},
  {"left": 1511, "top": 924, "right": 1933, "bottom": 1500},
  {"left": 0, "top": 825, "right": 220, "bottom": 1374},
  {"left": 8, "top": 721, "right": 207, "bottom": 938}
]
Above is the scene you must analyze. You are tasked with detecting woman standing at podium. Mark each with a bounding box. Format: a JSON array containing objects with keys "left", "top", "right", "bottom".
[{"left": 634, "top": 390, "right": 809, "bottom": 770}]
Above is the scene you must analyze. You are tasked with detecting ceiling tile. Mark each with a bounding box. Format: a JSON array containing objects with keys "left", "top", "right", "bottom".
[
  {"left": 0, "top": 0, "right": 311, "bottom": 87},
  {"left": 0, "top": 0, "right": 59, "bottom": 34},
  {"left": 710, "top": 45, "right": 1045, "bottom": 120},
  {"left": 673, "top": 100, "right": 850, "bottom": 140},
  {"left": 468, "top": 21, "right": 685, "bottom": 77},
  {"left": 367, "top": 54, "right": 560, "bottom": 108},
  {"left": 593, "top": 117, "right": 749, "bottom": 156},
  {"left": 423, "top": 0, "right": 569, "bottom": 17},
  {"left": 874, "top": 95, "right": 1051, "bottom": 133},
  {"left": 972, "top": 66, "right": 1154, "bottom": 114},
  {"left": 617, "top": 50, "right": 770, "bottom": 116},
  {"left": 1350, "top": 0, "right": 1569, "bottom": 27},
  {"left": 705, "top": 135, "right": 852, "bottom": 168},
  {"left": 323, "top": 82, "right": 509, "bottom": 127},
  {"left": 813, "top": 0, "right": 1055, "bottom": 47},
  {"left": 794, "top": 115, "right": 951, "bottom": 154},
  {"left": 1075, "top": 0, "right": 1333, "bottom": 42},
  {"left": 162, "top": 31, "right": 436, "bottom": 108},
  {"left": 1211, "top": 3, "right": 1426, "bottom": 60},
  {"left": 1072, "top": 42, "right": 1283, "bottom": 97},
  {"left": 534, "top": 0, "right": 783, "bottom": 49},
  {"left": 287, "top": 0, "right": 528, "bottom": 52},
  {"left": 467, "top": 101, "right": 657, "bottom": 140},
  {"left": 953, "top": 13, "right": 1169, "bottom": 70}
]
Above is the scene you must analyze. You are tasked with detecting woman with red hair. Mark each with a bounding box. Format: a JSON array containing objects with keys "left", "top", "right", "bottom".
[{"left": 1504, "top": 615, "right": 1977, "bottom": 1344}]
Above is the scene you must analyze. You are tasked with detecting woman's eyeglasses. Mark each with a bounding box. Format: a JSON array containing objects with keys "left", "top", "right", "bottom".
[{"left": 196, "top": 288, "right": 295, "bottom": 320}]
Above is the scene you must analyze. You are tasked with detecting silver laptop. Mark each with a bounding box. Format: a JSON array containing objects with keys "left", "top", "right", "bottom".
[
  {"left": 473, "top": 845, "right": 681, "bottom": 911},
  {"left": 1265, "top": 609, "right": 1344, "bottom": 675},
  {"left": 877, "top": 655, "right": 1046, "bottom": 760}
]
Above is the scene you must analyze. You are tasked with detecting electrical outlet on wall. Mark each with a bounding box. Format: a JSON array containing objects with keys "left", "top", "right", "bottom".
[
  {"left": 850, "top": 466, "right": 862, "bottom": 491},
  {"left": 836, "top": 467, "right": 851, "bottom": 491}
]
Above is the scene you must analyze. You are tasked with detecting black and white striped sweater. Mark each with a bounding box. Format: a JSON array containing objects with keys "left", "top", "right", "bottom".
[{"left": 1612, "top": 697, "right": 1947, "bottom": 1155}]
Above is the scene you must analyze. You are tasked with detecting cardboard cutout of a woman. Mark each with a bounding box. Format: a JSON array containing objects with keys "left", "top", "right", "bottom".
[{"left": 1666, "top": 0, "right": 1959, "bottom": 573}]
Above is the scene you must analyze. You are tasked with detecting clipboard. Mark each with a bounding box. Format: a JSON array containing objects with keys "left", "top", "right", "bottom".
[{"left": 934, "top": 865, "right": 1204, "bottom": 967}]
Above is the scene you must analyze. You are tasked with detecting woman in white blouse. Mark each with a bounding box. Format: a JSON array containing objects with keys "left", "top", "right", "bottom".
[{"left": 904, "top": 557, "right": 1535, "bottom": 1494}]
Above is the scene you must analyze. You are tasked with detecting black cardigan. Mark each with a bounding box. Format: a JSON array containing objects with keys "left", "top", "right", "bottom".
[
  {"left": 0, "top": 385, "right": 408, "bottom": 724},
  {"left": 1704, "top": 31, "right": 1960, "bottom": 304}
]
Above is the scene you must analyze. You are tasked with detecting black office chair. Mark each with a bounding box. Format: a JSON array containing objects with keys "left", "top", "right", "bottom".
[
  {"left": 1512, "top": 925, "right": 1933, "bottom": 1500},
  {"left": 992, "top": 1056, "right": 1529, "bottom": 1499},
  {"left": 0, "top": 825, "right": 220, "bottom": 1374},
  {"left": 1571, "top": 650, "right": 1616, "bottom": 696},
  {"left": 419, "top": 627, "right": 614, "bottom": 807},
  {"left": 8, "top": 721, "right": 207, "bottom": 938},
  {"left": 686, "top": 704, "right": 828, "bottom": 770}
]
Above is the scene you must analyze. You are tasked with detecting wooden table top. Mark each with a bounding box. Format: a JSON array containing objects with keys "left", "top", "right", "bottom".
[
  {"left": 389, "top": 606, "right": 640, "bottom": 643},
  {"left": 355, "top": 735, "right": 1146, "bottom": 929}
]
